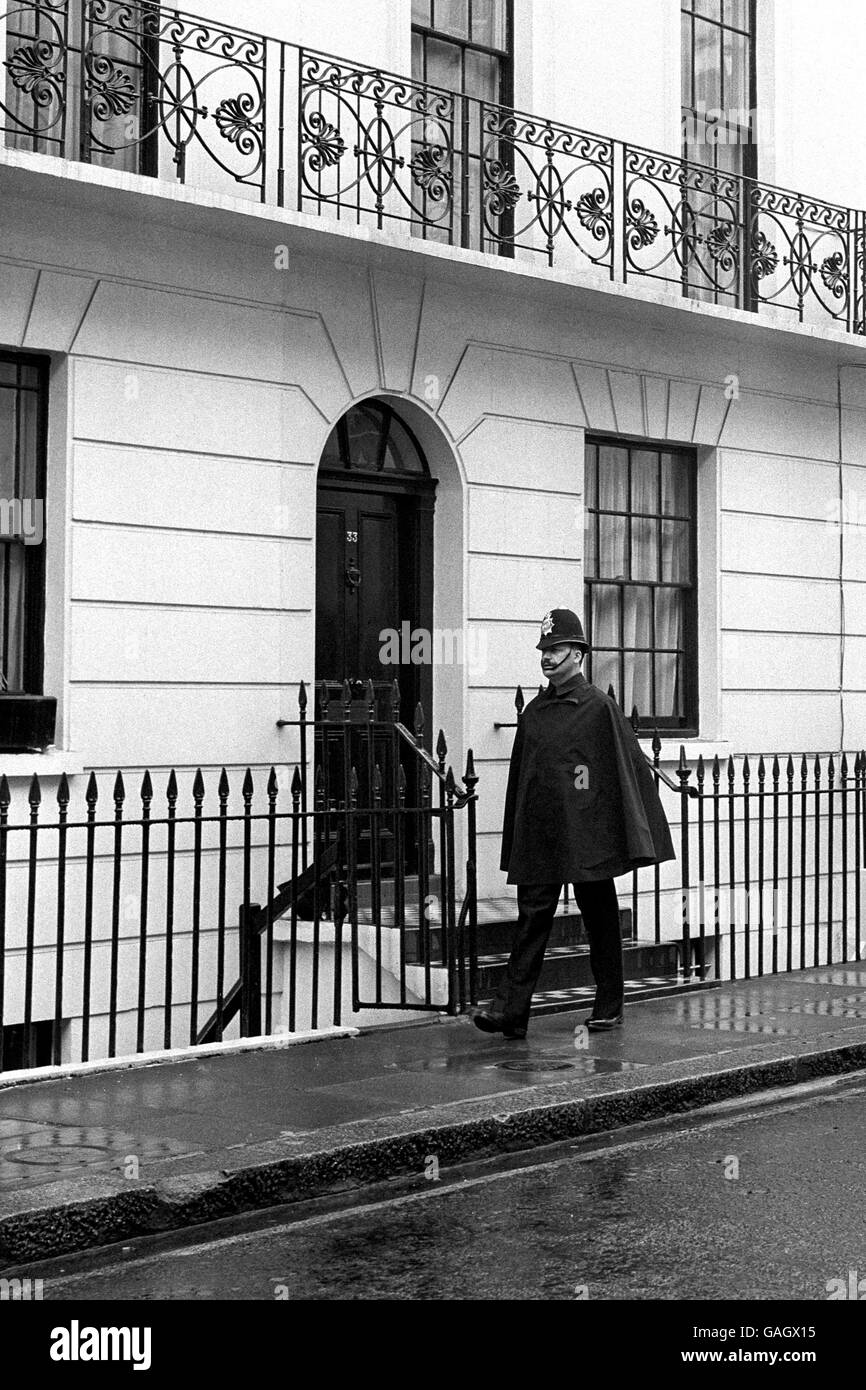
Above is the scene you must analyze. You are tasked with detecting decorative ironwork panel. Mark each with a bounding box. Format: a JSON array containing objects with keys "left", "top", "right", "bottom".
[
  {"left": 623, "top": 146, "right": 744, "bottom": 307},
  {"left": 748, "top": 181, "right": 859, "bottom": 331},
  {"left": 298, "top": 48, "right": 455, "bottom": 236},
  {"left": 2, "top": 0, "right": 69, "bottom": 156},
  {"left": 81, "top": 0, "right": 267, "bottom": 194},
  {"left": 480, "top": 104, "right": 613, "bottom": 269}
]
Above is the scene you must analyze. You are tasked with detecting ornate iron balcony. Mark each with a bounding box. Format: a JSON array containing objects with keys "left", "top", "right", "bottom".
[{"left": 2, "top": 0, "right": 864, "bottom": 334}]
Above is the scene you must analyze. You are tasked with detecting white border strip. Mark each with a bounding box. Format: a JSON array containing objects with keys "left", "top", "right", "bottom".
[{"left": 0, "top": 1026, "right": 360, "bottom": 1089}]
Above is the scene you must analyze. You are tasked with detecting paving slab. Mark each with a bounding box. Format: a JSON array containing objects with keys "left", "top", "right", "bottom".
[{"left": 2, "top": 968, "right": 866, "bottom": 1266}]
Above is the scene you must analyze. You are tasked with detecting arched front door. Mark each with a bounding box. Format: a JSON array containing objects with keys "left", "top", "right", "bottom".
[{"left": 315, "top": 400, "right": 436, "bottom": 724}]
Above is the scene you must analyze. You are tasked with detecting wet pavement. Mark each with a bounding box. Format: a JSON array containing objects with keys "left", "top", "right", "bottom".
[
  {"left": 4, "top": 966, "right": 866, "bottom": 1263},
  {"left": 23, "top": 1072, "right": 866, "bottom": 1300}
]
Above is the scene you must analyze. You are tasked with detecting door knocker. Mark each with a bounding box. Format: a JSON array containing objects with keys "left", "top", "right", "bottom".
[{"left": 345, "top": 560, "right": 361, "bottom": 591}]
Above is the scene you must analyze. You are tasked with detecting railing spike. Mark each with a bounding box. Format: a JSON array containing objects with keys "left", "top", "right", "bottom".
[
  {"left": 696, "top": 753, "right": 705, "bottom": 785},
  {"left": 140, "top": 769, "right": 153, "bottom": 803},
  {"left": 391, "top": 677, "right": 401, "bottom": 719},
  {"left": 267, "top": 766, "right": 278, "bottom": 797},
  {"left": 86, "top": 770, "right": 99, "bottom": 806},
  {"left": 373, "top": 763, "right": 382, "bottom": 794},
  {"left": 743, "top": 754, "right": 750, "bottom": 783},
  {"left": 242, "top": 767, "right": 254, "bottom": 800},
  {"left": 712, "top": 754, "right": 720, "bottom": 783},
  {"left": 397, "top": 762, "right": 407, "bottom": 793},
  {"left": 445, "top": 765, "right": 456, "bottom": 797},
  {"left": 436, "top": 728, "right": 447, "bottom": 763},
  {"left": 167, "top": 768, "right": 178, "bottom": 802},
  {"left": 192, "top": 767, "right": 205, "bottom": 802},
  {"left": 772, "top": 754, "right": 780, "bottom": 781},
  {"left": 317, "top": 680, "right": 330, "bottom": 720},
  {"left": 413, "top": 701, "right": 425, "bottom": 742},
  {"left": 341, "top": 679, "right": 352, "bottom": 714},
  {"left": 800, "top": 753, "right": 808, "bottom": 778},
  {"left": 814, "top": 752, "right": 821, "bottom": 779},
  {"left": 841, "top": 751, "right": 849, "bottom": 779},
  {"left": 28, "top": 772, "right": 41, "bottom": 808},
  {"left": 366, "top": 678, "right": 375, "bottom": 720},
  {"left": 57, "top": 772, "right": 70, "bottom": 808},
  {"left": 828, "top": 753, "right": 836, "bottom": 781},
  {"left": 0, "top": 774, "right": 9, "bottom": 809},
  {"left": 757, "top": 754, "right": 765, "bottom": 782},
  {"left": 786, "top": 753, "right": 794, "bottom": 780},
  {"left": 112, "top": 770, "right": 124, "bottom": 804},
  {"left": 515, "top": 685, "right": 525, "bottom": 716},
  {"left": 218, "top": 767, "right": 230, "bottom": 799},
  {"left": 631, "top": 704, "right": 639, "bottom": 733},
  {"left": 652, "top": 728, "right": 662, "bottom": 759},
  {"left": 464, "top": 747, "right": 477, "bottom": 786},
  {"left": 727, "top": 755, "right": 736, "bottom": 784},
  {"left": 298, "top": 680, "right": 308, "bottom": 713}
]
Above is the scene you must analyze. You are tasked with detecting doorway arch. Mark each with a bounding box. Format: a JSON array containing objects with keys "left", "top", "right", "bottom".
[{"left": 315, "top": 398, "right": 436, "bottom": 725}]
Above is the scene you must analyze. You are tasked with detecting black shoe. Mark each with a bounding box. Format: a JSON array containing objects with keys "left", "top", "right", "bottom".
[
  {"left": 586, "top": 1011, "right": 623, "bottom": 1032},
  {"left": 472, "top": 1010, "right": 527, "bottom": 1040}
]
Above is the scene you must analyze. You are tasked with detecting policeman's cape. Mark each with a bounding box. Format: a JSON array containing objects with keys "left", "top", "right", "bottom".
[{"left": 501, "top": 676, "right": 675, "bottom": 884}]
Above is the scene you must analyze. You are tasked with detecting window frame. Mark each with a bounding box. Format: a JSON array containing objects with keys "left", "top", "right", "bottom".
[
  {"left": 583, "top": 432, "right": 699, "bottom": 736},
  {"left": 0, "top": 349, "right": 48, "bottom": 697},
  {"left": 681, "top": 0, "right": 758, "bottom": 181},
  {"left": 411, "top": 1, "right": 514, "bottom": 109}
]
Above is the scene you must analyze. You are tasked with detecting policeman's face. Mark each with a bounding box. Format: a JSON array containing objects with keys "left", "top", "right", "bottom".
[{"left": 541, "top": 643, "right": 583, "bottom": 686}]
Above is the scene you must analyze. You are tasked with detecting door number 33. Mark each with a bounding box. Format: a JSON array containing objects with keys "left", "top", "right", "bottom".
[{"left": 346, "top": 530, "right": 358, "bottom": 543}]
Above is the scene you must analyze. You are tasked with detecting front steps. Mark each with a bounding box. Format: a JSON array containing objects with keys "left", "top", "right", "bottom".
[{"left": 473, "top": 902, "right": 713, "bottom": 1017}]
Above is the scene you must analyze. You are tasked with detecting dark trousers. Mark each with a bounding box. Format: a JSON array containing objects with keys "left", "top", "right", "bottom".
[{"left": 494, "top": 879, "right": 624, "bottom": 1028}]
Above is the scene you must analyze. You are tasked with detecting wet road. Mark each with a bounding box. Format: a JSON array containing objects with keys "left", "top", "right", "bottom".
[{"left": 23, "top": 1072, "right": 866, "bottom": 1300}]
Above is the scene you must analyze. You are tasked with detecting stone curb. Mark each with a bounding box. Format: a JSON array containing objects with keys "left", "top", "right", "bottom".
[{"left": 2, "top": 1035, "right": 866, "bottom": 1268}]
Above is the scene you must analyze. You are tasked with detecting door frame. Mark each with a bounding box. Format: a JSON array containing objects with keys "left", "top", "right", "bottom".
[{"left": 315, "top": 469, "right": 437, "bottom": 732}]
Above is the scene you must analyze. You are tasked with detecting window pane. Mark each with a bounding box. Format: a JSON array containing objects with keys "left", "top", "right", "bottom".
[
  {"left": 17, "top": 389, "right": 40, "bottom": 499},
  {"left": 0, "top": 390, "right": 15, "bottom": 495},
  {"left": 585, "top": 444, "right": 597, "bottom": 510},
  {"left": 424, "top": 36, "right": 462, "bottom": 93},
  {"left": 433, "top": 0, "right": 469, "bottom": 38},
  {"left": 724, "top": 0, "right": 750, "bottom": 30},
  {"left": 465, "top": 48, "right": 498, "bottom": 105},
  {"left": 412, "top": 30, "right": 424, "bottom": 80},
  {"left": 345, "top": 405, "right": 385, "bottom": 470},
  {"left": 631, "top": 518, "right": 657, "bottom": 580},
  {"left": 661, "top": 452, "right": 690, "bottom": 515},
  {"left": 0, "top": 544, "right": 26, "bottom": 690},
  {"left": 694, "top": 0, "right": 722, "bottom": 19},
  {"left": 623, "top": 586, "right": 652, "bottom": 648},
  {"left": 681, "top": 15, "right": 693, "bottom": 111},
  {"left": 655, "top": 653, "right": 682, "bottom": 718},
  {"left": 591, "top": 649, "right": 619, "bottom": 701},
  {"left": 471, "top": 0, "right": 507, "bottom": 47},
  {"left": 591, "top": 584, "right": 620, "bottom": 647},
  {"left": 661, "top": 521, "right": 691, "bottom": 581},
  {"left": 598, "top": 514, "right": 627, "bottom": 578},
  {"left": 598, "top": 445, "right": 628, "bottom": 510},
  {"left": 631, "top": 450, "right": 659, "bottom": 514},
  {"left": 412, "top": 0, "right": 432, "bottom": 24},
  {"left": 724, "top": 31, "right": 749, "bottom": 112},
  {"left": 623, "top": 651, "right": 652, "bottom": 721},
  {"left": 693, "top": 19, "right": 721, "bottom": 111},
  {"left": 585, "top": 513, "right": 597, "bottom": 576},
  {"left": 655, "top": 588, "right": 684, "bottom": 649},
  {"left": 384, "top": 415, "right": 425, "bottom": 472}
]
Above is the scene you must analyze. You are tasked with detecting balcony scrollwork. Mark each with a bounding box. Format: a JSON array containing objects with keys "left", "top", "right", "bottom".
[{"left": 2, "top": 0, "right": 865, "bottom": 336}]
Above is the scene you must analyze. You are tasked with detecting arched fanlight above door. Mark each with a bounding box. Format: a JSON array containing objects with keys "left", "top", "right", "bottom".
[{"left": 319, "top": 400, "right": 430, "bottom": 475}]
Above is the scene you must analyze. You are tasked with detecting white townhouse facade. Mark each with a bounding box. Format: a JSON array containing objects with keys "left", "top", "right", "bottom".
[{"left": 2, "top": 0, "right": 866, "bottom": 1068}]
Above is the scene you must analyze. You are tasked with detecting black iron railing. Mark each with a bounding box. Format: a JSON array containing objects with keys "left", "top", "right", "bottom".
[
  {"left": 501, "top": 684, "right": 866, "bottom": 983},
  {"left": 2, "top": 0, "right": 865, "bottom": 333},
  {"left": 0, "top": 680, "right": 478, "bottom": 1073}
]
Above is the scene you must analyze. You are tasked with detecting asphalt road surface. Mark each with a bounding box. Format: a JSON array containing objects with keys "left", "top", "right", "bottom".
[{"left": 21, "top": 1072, "right": 866, "bottom": 1300}]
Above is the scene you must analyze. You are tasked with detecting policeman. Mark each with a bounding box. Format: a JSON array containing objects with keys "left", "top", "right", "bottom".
[{"left": 474, "top": 608, "right": 675, "bottom": 1040}]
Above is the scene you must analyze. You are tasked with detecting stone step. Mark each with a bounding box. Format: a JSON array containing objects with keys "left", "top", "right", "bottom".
[{"left": 475, "top": 939, "right": 679, "bottom": 995}]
